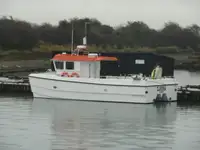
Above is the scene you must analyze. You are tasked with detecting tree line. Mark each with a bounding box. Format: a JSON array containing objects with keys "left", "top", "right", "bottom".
[{"left": 0, "top": 17, "right": 200, "bottom": 52}]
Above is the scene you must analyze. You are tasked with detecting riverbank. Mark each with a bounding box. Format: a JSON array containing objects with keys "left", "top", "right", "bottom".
[
  {"left": 0, "top": 51, "right": 51, "bottom": 76},
  {"left": 162, "top": 52, "right": 200, "bottom": 71},
  {"left": 0, "top": 50, "right": 200, "bottom": 75}
]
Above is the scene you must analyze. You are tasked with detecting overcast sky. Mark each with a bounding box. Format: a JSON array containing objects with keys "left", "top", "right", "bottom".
[{"left": 0, "top": 0, "right": 199, "bottom": 29}]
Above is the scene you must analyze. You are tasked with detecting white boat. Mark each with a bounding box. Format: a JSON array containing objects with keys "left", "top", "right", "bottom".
[{"left": 28, "top": 46, "right": 178, "bottom": 104}]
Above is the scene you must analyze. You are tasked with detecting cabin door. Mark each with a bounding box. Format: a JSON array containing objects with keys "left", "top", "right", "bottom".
[{"left": 89, "top": 63, "right": 96, "bottom": 78}]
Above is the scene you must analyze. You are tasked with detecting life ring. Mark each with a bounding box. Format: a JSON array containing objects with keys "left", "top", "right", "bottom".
[
  {"left": 70, "top": 72, "right": 80, "bottom": 78},
  {"left": 61, "top": 72, "right": 70, "bottom": 77}
]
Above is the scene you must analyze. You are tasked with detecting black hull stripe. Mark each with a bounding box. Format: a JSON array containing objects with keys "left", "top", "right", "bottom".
[
  {"left": 29, "top": 75, "right": 178, "bottom": 88},
  {"left": 33, "top": 96, "right": 177, "bottom": 104}
]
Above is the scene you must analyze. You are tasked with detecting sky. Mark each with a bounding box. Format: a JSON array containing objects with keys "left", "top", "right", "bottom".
[{"left": 0, "top": 0, "right": 199, "bottom": 29}]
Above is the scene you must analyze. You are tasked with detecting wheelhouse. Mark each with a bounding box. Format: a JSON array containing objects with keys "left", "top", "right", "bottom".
[{"left": 52, "top": 53, "right": 117, "bottom": 78}]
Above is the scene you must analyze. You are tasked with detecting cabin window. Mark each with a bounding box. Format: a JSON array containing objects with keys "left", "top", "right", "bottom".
[
  {"left": 66, "top": 62, "right": 74, "bottom": 70},
  {"left": 55, "top": 61, "right": 64, "bottom": 69},
  {"left": 135, "top": 59, "right": 145, "bottom": 64}
]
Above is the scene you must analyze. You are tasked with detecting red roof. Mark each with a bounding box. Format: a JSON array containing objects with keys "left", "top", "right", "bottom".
[{"left": 52, "top": 54, "right": 118, "bottom": 62}]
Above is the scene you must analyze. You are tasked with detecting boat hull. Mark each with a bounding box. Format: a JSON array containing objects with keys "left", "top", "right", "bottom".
[{"left": 29, "top": 74, "right": 178, "bottom": 104}]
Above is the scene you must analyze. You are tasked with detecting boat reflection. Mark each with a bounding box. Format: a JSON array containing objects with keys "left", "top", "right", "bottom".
[{"left": 31, "top": 98, "right": 177, "bottom": 149}]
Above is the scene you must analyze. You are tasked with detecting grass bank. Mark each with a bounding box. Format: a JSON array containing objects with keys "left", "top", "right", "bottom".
[{"left": 0, "top": 44, "right": 199, "bottom": 72}]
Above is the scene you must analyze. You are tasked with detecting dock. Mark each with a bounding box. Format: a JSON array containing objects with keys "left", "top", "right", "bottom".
[
  {"left": 177, "top": 85, "right": 200, "bottom": 102},
  {"left": 0, "top": 76, "right": 31, "bottom": 93},
  {"left": 0, "top": 67, "right": 47, "bottom": 93}
]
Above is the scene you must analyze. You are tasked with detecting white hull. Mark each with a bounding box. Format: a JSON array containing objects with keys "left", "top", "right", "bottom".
[{"left": 29, "top": 73, "right": 178, "bottom": 104}]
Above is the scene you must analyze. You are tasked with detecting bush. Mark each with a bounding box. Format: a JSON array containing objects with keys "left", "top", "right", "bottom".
[{"left": 38, "top": 43, "right": 71, "bottom": 51}]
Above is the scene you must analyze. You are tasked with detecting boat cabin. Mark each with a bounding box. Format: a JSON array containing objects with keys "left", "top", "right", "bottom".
[
  {"left": 52, "top": 52, "right": 117, "bottom": 78},
  {"left": 52, "top": 51, "right": 175, "bottom": 77}
]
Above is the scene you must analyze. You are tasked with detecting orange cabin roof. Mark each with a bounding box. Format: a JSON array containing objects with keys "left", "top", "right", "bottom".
[{"left": 52, "top": 54, "right": 118, "bottom": 62}]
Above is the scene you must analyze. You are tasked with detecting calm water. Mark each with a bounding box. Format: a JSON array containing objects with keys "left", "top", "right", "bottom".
[
  {"left": 174, "top": 70, "right": 200, "bottom": 86},
  {"left": 0, "top": 70, "right": 200, "bottom": 150}
]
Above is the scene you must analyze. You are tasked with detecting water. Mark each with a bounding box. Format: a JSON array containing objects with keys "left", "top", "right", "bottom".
[
  {"left": 174, "top": 70, "right": 200, "bottom": 86},
  {"left": 0, "top": 70, "right": 200, "bottom": 150}
]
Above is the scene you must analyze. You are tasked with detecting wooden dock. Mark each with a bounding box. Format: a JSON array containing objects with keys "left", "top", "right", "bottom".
[
  {"left": 0, "top": 67, "right": 48, "bottom": 94},
  {"left": 0, "top": 77, "right": 31, "bottom": 93},
  {"left": 177, "top": 85, "right": 200, "bottom": 102}
]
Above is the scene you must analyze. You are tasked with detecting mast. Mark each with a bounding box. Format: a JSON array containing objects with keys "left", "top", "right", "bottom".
[
  {"left": 71, "top": 23, "right": 74, "bottom": 52},
  {"left": 83, "top": 22, "right": 89, "bottom": 46}
]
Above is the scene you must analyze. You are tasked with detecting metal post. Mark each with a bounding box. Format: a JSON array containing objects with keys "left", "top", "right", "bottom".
[
  {"left": 84, "top": 22, "right": 89, "bottom": 46},
  {"left": 71, "top": 23, "right": 74, "bottom": 52}
]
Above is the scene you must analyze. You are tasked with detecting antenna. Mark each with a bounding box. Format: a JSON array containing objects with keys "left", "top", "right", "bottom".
[
  {"left": 71, "top": 23, "right": 74, "bottom": 53},
  {"left": 83, "top": 22, "right": 89, "bottom": 46}
]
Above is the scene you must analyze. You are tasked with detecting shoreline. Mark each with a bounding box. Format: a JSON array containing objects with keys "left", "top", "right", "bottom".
[{"left": 0, "top": 51, "right": 199, "bottom": 74}]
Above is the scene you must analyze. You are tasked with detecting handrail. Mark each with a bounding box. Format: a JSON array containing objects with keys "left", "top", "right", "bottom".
[{"left": 100, "top": 75, "right": 175, "bottom": 80}]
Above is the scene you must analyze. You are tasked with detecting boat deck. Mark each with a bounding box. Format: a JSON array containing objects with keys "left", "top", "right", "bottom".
[{"left": 29, "top": 72, "right": 178, "bottom": 87}]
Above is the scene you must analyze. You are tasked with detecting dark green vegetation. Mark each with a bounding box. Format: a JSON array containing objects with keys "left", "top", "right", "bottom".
[
  {"left": 0, "top": 17, "right": 200, "bottom": 71},
  {"left": 0, "top": 17, "right": 199, "bottom": 52}
]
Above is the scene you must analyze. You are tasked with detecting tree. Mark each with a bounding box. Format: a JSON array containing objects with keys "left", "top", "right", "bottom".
[{"left": 0, "top": 18, "right": 200, "bottom": 52}]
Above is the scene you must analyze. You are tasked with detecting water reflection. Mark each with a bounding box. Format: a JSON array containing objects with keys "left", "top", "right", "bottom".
[
  {"left": 0, "top": 97, "right": 52, "bottom": 150},
  {"left": 0, "top": 96, "right": 200, "bottom": 150},
  {"left": 31, "top": 99, "right": 177, "bottom": 150}
]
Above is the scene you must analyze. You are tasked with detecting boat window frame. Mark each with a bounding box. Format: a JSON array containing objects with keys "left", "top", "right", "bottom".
[
  {"left": 65, "top": 61, "right": 74, "bottom": 70},
  {"left": 54, "top": 60, "right": 64, "bottom": 70}
]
